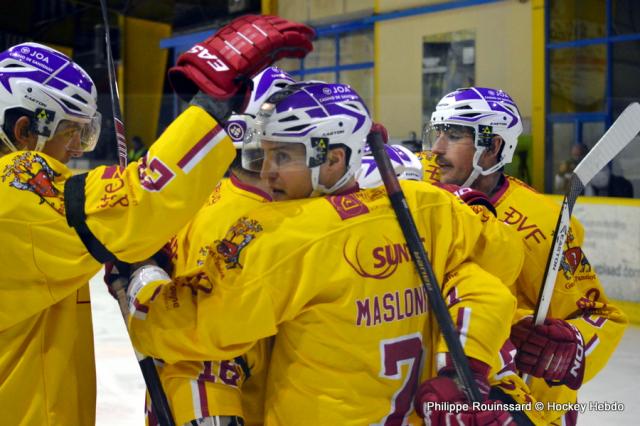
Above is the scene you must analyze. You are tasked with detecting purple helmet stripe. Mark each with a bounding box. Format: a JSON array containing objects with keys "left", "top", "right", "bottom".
[{"left": 325, "top": 103, "right": 366, "bottom": 132}]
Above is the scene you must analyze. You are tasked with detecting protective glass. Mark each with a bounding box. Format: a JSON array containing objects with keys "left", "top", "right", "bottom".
[
  {"left": 54, "top": 112, "right": 102, "bottom": 152},
  {"left": 241, "top": 127, "right": 264, "bottom": 172},
  {"left": 243, "top": 137, "right": 310, "bottom": 176},
  {"left": 423, "top": 123, "right": 475, "bottom": 151}
]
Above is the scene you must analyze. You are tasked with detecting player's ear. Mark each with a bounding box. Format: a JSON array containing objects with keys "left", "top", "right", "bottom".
[
  {"left": 13, "top": 116, "right": 36, "bottom": 150},
  {"left": 328, "top": 147, "right": 345, "bottom": 167},
  {"left": 489, "top": 135, "right": 504, "bottom": 158}
]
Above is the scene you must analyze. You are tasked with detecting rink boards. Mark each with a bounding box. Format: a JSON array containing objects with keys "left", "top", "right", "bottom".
[{"left": 548, "top": 195, "right": 640, "bottom": 324}]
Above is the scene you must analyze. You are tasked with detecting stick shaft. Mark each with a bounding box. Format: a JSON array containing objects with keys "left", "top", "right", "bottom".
[{"left": 368, "top": 131, "right": 482, "bottom": 403}]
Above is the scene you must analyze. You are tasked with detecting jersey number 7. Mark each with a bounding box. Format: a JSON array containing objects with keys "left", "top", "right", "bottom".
[{"left": 375, "top": 333, "right": 424, "bottom": 425}]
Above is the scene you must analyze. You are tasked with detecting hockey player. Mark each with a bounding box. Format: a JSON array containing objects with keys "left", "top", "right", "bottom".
[
  {"left": 124, "top": 81, "right": 525, "bottom": 425},
  {"left": 422, "top": 86, "right": 628, "bottom": 425},
  {"left": 143, "top": 66, "right": 294, "bottom": 426},
  {"left": 0, "top": 15, "right": 314, "bottom": 426}
]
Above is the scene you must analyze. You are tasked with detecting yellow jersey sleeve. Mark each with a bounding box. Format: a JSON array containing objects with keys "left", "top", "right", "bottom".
[
  {"left": 83, "top": 106, "right": 235, "bottom": 263},
  {"left": 435, "top": 261, "right": 517, "bottom": 369}
]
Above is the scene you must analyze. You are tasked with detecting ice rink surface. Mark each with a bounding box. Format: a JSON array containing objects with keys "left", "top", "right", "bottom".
[{"left": 90, "top": 275, "right": 640, "bottom": 425}]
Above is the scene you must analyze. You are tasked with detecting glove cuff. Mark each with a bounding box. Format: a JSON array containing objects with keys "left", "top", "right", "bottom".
[{"left": 190, "top": 91, "right": 237, "bottom": 124}]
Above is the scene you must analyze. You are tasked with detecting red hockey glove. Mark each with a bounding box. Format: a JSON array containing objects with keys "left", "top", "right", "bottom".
[
  {"left": 433, "top": 182, "right": 497, "bottom": 216},
  {"left": 510, "top": 317, "right": 585, "bottom": 390},
  {"left": 415, "top": 356, "right": 515, "bottom": 425},
  {"left": 169, "top": 15, "right": 314, "bottom": 104}
]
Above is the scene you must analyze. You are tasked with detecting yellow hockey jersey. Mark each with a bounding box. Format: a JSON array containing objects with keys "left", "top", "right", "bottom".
[
  {"left": 154, "top": 174, "right": 272, "bottom": 426},
  {"left": 128, "top": 180, "right": 523, "bottom": 425},
  {"left": 419, "top": 151, "right": 628, "bottom": 424},
  {"left": 0, "top": 106, "right": 234, "bottom": 426}
]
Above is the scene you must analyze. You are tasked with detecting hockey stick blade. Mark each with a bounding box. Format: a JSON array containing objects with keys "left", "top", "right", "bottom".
[
  {"left": 574, "top": 102, "right": 640, "bottom": 185},
  {"left": 367, "top": 130, "right": 482, "bottom": 403},
  {"left": 534, "top": 102, "right": 640, "bottom": 325}
]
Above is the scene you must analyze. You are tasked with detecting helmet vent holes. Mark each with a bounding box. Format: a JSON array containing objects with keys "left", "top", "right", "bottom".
[
  {"left": 339, "top": 122, "right": 343, "bottom": 127},
  {"left": 455, "top": 105, "right": 472, "bottom": 110},
  {"left": 460, "top": 112, "right": 482, "bottom": 118},
  {"left": 278, "top": 115, "right": 298, "bottom": 122},
  {"left": 61, "top": 99, "right": 81, "bottom": 112},
  {"left": 72, "top": 94, "right": 88, "bottom": 105},
  {"left": 283, "top": 124, "right": 310, "bottom": 132}
]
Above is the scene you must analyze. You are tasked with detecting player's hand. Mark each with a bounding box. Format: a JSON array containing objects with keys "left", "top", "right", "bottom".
[
  {"left": 415, "top": 376, "right": 515, "bottom": 425},
  {"left": 510, "top": 317, "right": 585, "bottom": 389},
  {"left": 414, "top": 356, "right": 515, "bottom": 425},
  {"left": 169, "top": 15, "right": 314, "bottom": 106},
  {"left": 103, "top": 260, "right": 132, "bottom": 300},
  {"left": 434, "top": 182, "right": 497, "bottom": 216}
]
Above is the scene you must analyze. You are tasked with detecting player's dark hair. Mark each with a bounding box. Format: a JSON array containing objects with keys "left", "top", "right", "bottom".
[{"left": 2, "top": 107, "right": 34, "bottom": 145}]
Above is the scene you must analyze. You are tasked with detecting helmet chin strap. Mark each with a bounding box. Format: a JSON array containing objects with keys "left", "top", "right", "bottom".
[
  {"left": 461, "top": 146, "right": 505, "bottom": 188},
  {"left": 310, "top": 164, "right": 354, "bottom": 195},
  {"left": 0, "top": 130, "right": 48, "bottom": 153},
  {"left": 0, "top": 129, "right": 18, "bottom": 152},
  {"left": 34, "top": 135, "right": 48, "bottom": 152},
  {"left": 461, "top": 148, "right": 486, "bottom": 188}
]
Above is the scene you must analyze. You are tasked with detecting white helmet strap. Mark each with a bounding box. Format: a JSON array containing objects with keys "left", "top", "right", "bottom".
[
  {"left": 0, "top": 128, "right": 18, "bottom": 152},
  {"left": 462, "top": 142, "right": 505, "bottom": 188},
  {"left": 35, "top": 135, "right": 47, "bottom": 152},
  {"left": 311, "top": 164, "right": 355, "bottom": 195}
]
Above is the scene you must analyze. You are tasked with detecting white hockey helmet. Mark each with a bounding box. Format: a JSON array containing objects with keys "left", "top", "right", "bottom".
[
  {"left": 0, "top": 42, "right": 100, "bottom": 153},
  {"left": 249, "top": 81, "right": 372, "bottom": 194},
  {"left": 224, "top": 66, "right": 295, "bottom": 150},
  {"left": 357, "top": 144, "right": 423, "bottom": 188},
  {"left": 425, "top": 87, "right": 522, "bottom": 187}
]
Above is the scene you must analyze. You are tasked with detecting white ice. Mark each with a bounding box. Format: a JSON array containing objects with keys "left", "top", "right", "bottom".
[{"left": 90, "top": 274, "right": 640, "bottom": 425}]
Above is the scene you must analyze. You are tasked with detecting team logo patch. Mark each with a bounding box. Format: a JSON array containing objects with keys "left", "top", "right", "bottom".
[
  {"left": 34, "top": 108, "right": 55, "bottom": 137},
  {"left": 478, "top": 124, "right": 493, "bottom": 147},
  {"left": 309, "top": 137, "right": 328, "bottom": 167},
  {"left": 560, "top": 229, "right": 592, "bottom": 280},
  {"left": 1, "top": 152, "right": 64, "bottom": 214},
  {"left": 213, "top": 217, "right": 263, "bottom": 269},
  {"left": 326, "top": 193, "right": 369, "bottom": 220},
  {"left": 225, "top": 121, "right": 246, "bottom": 142}
]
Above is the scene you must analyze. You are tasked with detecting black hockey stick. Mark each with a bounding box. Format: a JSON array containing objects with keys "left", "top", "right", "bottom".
[
  {"left": 99, "top": 1, "right": 175, "bottom": 424},
  {"left": 533, "top": 102, "right": 640, "bottom": 326},
  {"left": 367, "top": 130, "right": 482, "bottom": 403},
  {"left": 99, "top": 0, "right": 127, "bottom": 167}
]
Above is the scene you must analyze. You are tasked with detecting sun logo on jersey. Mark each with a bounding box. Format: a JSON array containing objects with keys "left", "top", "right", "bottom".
[
  {"left": 560, "top": 228, "right": 592, "bottom": 280},
  {"left": 1, "top": 152, "right": 64, "bottom": 214},
  {"left": 213, "top": 217, "right": 263, "bottom": 269}
]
